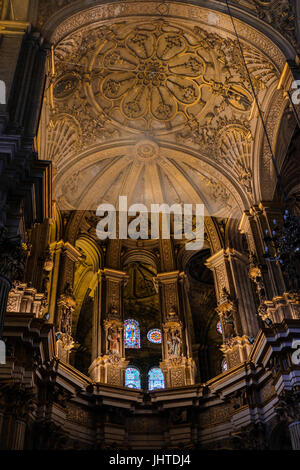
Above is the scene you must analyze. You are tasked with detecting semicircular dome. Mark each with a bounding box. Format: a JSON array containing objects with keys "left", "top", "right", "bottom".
[{"left": 38, "top": 2, "right": 287, "bottom": 211}]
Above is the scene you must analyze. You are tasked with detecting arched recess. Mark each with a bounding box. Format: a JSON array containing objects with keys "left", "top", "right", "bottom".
[
  {"left": 50, "top": 142, "right": 248, "bottom": 217},
  {"left": 253, "top": 87, "right": 298, "bottom": 202},
  {"left": 185, "top": 249, "right": 222, "bottom": 382},
  {"left": 177, "top": 216, "right": 223, "bottom": 272},
  {"left": 64, "top": 211, "right": 88, "bottom": 245},
  {"left": 226, "top": 216, "right": 248, "bottom": 253},
  {"left": 70, "top": 235, "right": 102, "bottom": 374},
  {"left": 122, "top": 248, "right": 159, "bottom": 273},
  {"left": 123, "top": 260, "right": 161, "bottom": 389}
]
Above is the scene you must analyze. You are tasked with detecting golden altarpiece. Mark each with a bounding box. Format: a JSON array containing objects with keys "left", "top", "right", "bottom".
[{"left": 0, "top": 0, "right": 300, "bottom": 450}]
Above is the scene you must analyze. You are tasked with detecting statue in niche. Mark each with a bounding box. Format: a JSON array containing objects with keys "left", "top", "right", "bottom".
[
  {"left": 167, "top": 329, "right": 182, "bottom": 356},
  {"left": 223, "top": 310, "right": 236, "bottom": 339},
  {"left": 248, "top": 251, "right": 266, "bottom": 301},
  {"left": 107, "top": 326, "right": 121, "bottom": 355},
  {"left": 58, "top": 283, "right": 76, "bottom": 337},
  {"left": 60, "top": 304, "right": 73, "bottom": 336},
  {"left": 218, "top": 288, "right": 236, "bottom": 339}
]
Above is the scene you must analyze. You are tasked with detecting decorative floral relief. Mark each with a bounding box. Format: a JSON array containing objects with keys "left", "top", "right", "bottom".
[
  {"left": 51, "top": 19, "right": 276, "bottom": 137},
  {"left": 100, "top": 24, "right": 206, "bottom": 126},
  {"left": 38, "top": 0, "right": 297, "bottom": 57},
  {"left": 40, "top": 14, "right": 281, "bottom": 207}
]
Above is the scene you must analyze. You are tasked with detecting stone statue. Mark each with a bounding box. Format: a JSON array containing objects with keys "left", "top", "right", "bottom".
[
  {"left": 223, "top": 310, "right": 235, "bottom": 338},
  {"left": 167, "top": 329, "right": 181, "bottom": 356},
  {"left": 107, "top": 327, "right": 121, "bottom": 355},
  {"left": 60, "top": 304, "right": 72, "bottom": 336}
]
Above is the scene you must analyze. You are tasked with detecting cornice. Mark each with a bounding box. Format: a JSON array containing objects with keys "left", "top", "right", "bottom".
[
  {"left": 35, "top": 0, "right": 298, "bottom": 61},
  {"left": 0, "top": 20, "right": 30, "bottom": 35}
]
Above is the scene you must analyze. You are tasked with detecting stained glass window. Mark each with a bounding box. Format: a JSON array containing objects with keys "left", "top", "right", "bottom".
[
  {"left": 216, "top": 321, "right": 223, "bottom": 335},
  {"left": 124, "top": 319, "right": 140, "bottom": 348},
  {"left": 222, "top": 359, "right": 228, "bottom": 372},
  {"left": 148, "top": 367, "right": 165, "bottom": 391},
  {"left": 125, "top": 367, "right": 141, "bottom": 389},
  {"left": 147, "top": 329, "right": 162, "bottom": 344}
]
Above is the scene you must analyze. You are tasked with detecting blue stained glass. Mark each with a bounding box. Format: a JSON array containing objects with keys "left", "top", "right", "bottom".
[
  {"left": 124, "top": 319, "right": 140, "bottom": 349},
  {"left": 148, "top": 367, "right": 165, "bottom": 391},
  {"left": 125, "top": 367, "right": 141, "bottom": 389},
  {"left": 222, "top": 359, "right": 228, "bottom": 372},
  {"left": 217, "top": 321, "right": 223, "bottom": 335}
]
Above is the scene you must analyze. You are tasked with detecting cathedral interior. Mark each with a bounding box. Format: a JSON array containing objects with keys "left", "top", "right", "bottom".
[{"left": 0, "top": 0, "right": 300, "bottom": 451}]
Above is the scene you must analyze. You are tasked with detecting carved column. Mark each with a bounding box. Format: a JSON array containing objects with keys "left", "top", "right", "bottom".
[
  {"left": 158, "top": 271, "right": 195, "bottom": 387},
  {"left": 52, "top": 242, "right": 81, "bottom": 362},
  {"left": 276, "top": 388, "right": 300, "bottom": 450},
  {"left": 55, "top": 284, "right": 76, "bottom": 363},
  {"left": 226, "top": 249, "right": 259, "bottom": 337},
  {"left": 248, "top": 251, "right": 268, "bottom": 323},
  {"left": 289, "top": 421, "right": 300, "bottom": 450},
  {"left": 239, "top": 203, "right": 286, "bottom": 298},
  {"left": 89, "top": 268, "right": 128, "bottom": 385},
  {"left": 46, "top": 240, "right": 79, "bottom": 358},
  {"left": 0, "top": 231, "right": 25, "bottom": 338},
  {"left": 0, "top": 385, "right": 35, "bottom": 450},
  {"left": 206, "top": 249, "right": 252, "bottom": 369},
  {"left": 91, "top": 270, "right": 103, "bottom": 363},
  {"left": 240, "top": 204, "right": 300, "bottom": 323},
  {"left": 48, "top": 240, "right": 64, "bottom": 323}
]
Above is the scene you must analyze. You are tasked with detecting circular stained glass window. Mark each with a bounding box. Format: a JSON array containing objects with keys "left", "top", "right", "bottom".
[
  {"left": 216, "top": 321, "right": 223, "bottom": 335},
  {"left": 147, "top": 329, "right": 162, "bottom": 344}
]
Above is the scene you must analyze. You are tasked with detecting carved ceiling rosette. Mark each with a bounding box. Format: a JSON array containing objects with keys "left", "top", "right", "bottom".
[
  {"left": 97, "top": 21, "right": 208, "bottom": 132},
  {"left": 48, "top": 18, "right": 272, "bottom": 145},
  {"left": 38, "top": 5, "right": 286, "bottom": 213},
  {"left": 60, "top": 19, "right": 258, "bottom": 137}
]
